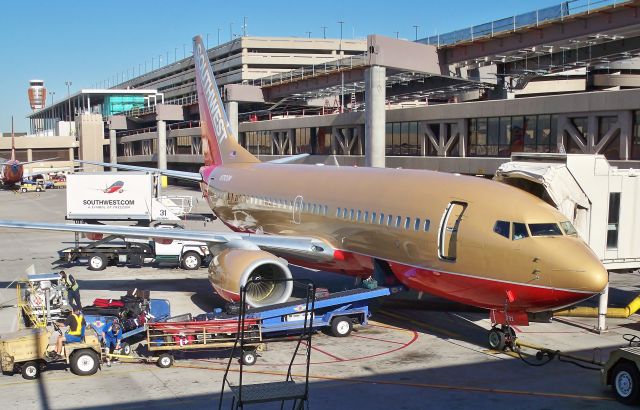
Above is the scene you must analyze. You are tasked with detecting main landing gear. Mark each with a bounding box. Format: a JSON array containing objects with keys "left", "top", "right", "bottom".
[{"left": 488, "top": 325, "right": 516, "bottom": 351}]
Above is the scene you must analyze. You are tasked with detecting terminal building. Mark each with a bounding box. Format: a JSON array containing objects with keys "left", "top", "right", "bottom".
[{"left": 25, "top": 0, "right": 640, "bottom": 178}]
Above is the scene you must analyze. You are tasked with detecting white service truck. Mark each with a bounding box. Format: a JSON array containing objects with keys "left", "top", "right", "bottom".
[{"left": 62, "top": 173, "right": 208, "bottom": 270}]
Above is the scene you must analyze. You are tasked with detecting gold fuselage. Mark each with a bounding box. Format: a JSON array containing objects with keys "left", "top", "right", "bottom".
[{"left": 205, "top": 162, "right": 607, "bottom": 312}]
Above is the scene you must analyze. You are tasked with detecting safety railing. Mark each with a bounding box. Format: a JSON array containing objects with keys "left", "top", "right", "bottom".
[
  {"left": 419, "top": 0, "right": 632, "bottom": 47},
  {"left": 249, "top": 53, "right": 368, "bottom": 88}
]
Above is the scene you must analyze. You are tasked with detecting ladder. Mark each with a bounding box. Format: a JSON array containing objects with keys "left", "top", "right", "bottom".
[{"left": 219, "top": 278, "right": 316, "bottom": 410}]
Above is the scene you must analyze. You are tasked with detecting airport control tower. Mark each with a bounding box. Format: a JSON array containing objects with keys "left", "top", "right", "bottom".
[{"left": 28, "top": 79, "right": 46, "bottom": 111}]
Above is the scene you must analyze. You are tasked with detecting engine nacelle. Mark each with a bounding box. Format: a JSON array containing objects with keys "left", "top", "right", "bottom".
[{"left": 208, "top": 249, "right": 293, "bottom": 307}]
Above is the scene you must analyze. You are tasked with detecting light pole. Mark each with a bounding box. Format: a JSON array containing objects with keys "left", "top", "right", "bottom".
[
  {"left": 218, "top": 27, "right": 222, "bottom": 45},
  {"left": 338, "top": 20, "right": 344, "bottom": 50},
  {"left": 394, "top": 31, "right": 400, "bottom": 39},
  {"left": 183, "top": 43, "right": 186, "bottom": 58},
  {"left": 242, "top": 16, "right": 247, "bottom": 37},
  {"left": 159, "top": 54, "right": 162, "bottom": 68},
  {"left": 413, "top": 25, "right": 420, "bottom": 41},
  {"left": 305, "top": 31, "right": 311, "bottom": 38},
  {"left": 206, "top": 33, "right": 209, "bottom": 49},
  {"left": 65, "top": 81, "right": 72, "bottom": 122},
  {"left": 321, "top": 26, "right": 327, "bottom": 39},
  {"left": 229, "top": 22, "right": 233, "bottom": 41},
  {"left": 174, "top": 47, "right": 177, "bottom": 62}
]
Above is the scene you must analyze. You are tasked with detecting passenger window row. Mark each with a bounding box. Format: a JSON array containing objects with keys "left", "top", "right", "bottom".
[
  {"left": 336, "top": 207, "right": 431, "bottom": 232},
  {"left": 226, "top": 193, "right": 330, "bottom": 216}
]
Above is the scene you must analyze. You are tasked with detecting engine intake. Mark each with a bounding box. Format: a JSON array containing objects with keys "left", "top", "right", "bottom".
[{"left": 208, "top": 249, "right": 293, "bottom": 307}]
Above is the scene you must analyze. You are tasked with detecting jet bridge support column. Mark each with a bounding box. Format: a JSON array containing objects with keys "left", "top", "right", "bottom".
[
  {"left": 365, "top": 65, "right": 385, "bottom": 168},
  {"left": 225, "top": 101, "right": 239, "bottom": 140},
  {"left": 157, "top": 120, "right": 167, "bottom": 170},
  {"left": 109, "top": 129, "right": 117, "bottom": 170}
]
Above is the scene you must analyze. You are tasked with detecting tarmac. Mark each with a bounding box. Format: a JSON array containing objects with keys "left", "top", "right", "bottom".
[{"left": 1, "top": 185, "right": 640, "bottom": 409}]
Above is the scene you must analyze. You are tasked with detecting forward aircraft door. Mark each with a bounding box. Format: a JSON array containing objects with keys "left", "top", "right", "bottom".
[
  {"left": 438, "top": 202, "right": 467, "bottom": 261},
  {"left": 292, "top": 195, "right": 303, "bottom": 224}
]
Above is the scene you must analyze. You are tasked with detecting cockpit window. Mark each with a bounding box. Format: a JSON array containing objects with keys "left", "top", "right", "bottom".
[
  {"left": 512, "top": 223, "right": 529, "bottom": 240},
  {"left": 528, "top": 223, "right": 562, "bottom": 236},
  {"left": 493, "top": 220, "right": 510, "bottom": 239},
  {"left": 560, "top": 221, "right": 578, "bottom": 236}
]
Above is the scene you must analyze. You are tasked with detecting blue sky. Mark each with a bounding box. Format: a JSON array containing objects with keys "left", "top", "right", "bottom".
[{"left": 0, "top": 0, "right": 562, "bottom": 132}]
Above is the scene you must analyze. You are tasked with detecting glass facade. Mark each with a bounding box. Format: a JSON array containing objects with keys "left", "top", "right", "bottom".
[
  {"left": 245, "top": 131, "right": 272, "bottom": 155},
  {"left": 469, "top": 115, "right": 557, "bottom": 157},
  {"left": 385, "top": 122, "right": 420, "bottom": 156}
]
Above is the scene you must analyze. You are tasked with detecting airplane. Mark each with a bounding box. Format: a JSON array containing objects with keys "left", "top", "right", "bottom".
[
  {"left": 0, "top": 35, "right": 608, "bottom": 349},
  {"left": 1, "top": 117, "right": 58, "bottom": 187}
]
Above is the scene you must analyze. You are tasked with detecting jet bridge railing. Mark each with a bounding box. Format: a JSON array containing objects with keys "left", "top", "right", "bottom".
[
  {"left": 250, "top": 53, "right": 368, "bottom": 88},
  {"left": 419, "top": 0, "right": 633, "bottom": 47}
]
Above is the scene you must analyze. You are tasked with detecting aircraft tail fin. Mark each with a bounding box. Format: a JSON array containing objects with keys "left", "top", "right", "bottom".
[
  {"left": 193, "top": 35, "right": 259, "bottom": 166},
  {"left": 10, "top": 116, "right": 15, "bottom": 161}
]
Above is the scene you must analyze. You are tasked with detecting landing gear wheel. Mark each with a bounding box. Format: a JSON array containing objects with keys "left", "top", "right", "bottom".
[
  {"left": 88, "top": 253, "right": 107, "bottom": 271},
  {"left": 488, "top": 328, "right": 506, "bottom": 351},
  {"left": 21, "top": 361, "right": 40, "bottom": 380},
  {"left": 180, "top": 251, "right": 202, "bottom": 270},
  {"left": 331, "top": 316, "right": 353, "bottom": 337},
  {"left": 241, "top": 350, "right": 257, "bottom": 366},
  {"left": 70, "top": 349, "right": 99, "bottom": 376},
  {"left": 612, "top": 362, "right": 640, "bottom": 405},
  {"left": 157, "top": 353, "right": 174, "bottom": 368}
]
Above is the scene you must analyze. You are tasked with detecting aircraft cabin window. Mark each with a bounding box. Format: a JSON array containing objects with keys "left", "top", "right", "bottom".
[
  {"left": 493, "top": 220, "right": 510, "bottom": 239},
  {"left": 364, "top": 211, "right": 369, "bottom": 222},
  {"left": 414, "top": 218, "right": 420, "bottom": 231},
  {"left": 324, "top": 205, "right": 328, "bottom": 215},
  {"left": 387, "top": 215, "right": 393, "bottom": 226},
  {"left": 312, "top": 204, "right": 317, "bottom": 214},
  {"left": 379, "top": 213, "right": 384, "bottom": 224},
  {"left": 512, "top": 222, "right": 529, "bottom": 240},
  {"left": 528, "top": 223, "right": 563, "bottom": 236},
  {"left": 560, "top": 221, "right": 577, "bottom": 236},
  {"left": 350, "top": 209, "right": 355, "bottom": 220},
  {"left": 356, "top": 210, "right": 362, "bottom": 221},
  {"left": 336, "top": 207, "right": 341, "bottom": 217},
  {"left": 404, "top": 217, "right": 410, "bottom": 229},
  {"left": 396, "top": 216, "right": 402, "bottom": 228},
  {"left": 371, "top": 212, "right": 377, "bottom": 223},
  {"left": 342, "top": 208, "right": 348, "bottom": 219},
  {"left": 424, "top": 219, "right": 430, "bottom": 232}
]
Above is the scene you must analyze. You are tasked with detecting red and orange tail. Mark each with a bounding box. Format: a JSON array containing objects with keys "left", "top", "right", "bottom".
[
  {"left": 10, "top": 116, "right": 15, "bottom": 162},
  {"left": 193, "top": 35, "right": 258, "bottom": 167}
]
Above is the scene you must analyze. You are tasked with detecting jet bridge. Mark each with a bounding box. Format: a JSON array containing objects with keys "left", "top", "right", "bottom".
[{"left": 495, "top": 153, "right": 640, "bottom": 271}]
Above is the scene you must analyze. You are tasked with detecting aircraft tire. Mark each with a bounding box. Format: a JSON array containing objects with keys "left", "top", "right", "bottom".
[{"left": 488, "top": 328, "right": 506, "bottom": 351}]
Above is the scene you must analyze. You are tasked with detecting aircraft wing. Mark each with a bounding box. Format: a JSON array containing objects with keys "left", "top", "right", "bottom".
[
  {"left": 73, "top": 159, "right": 203, "bottom": 182},
  {"left": 267, "top": 154, "right": 309, "bottom": 164},
  {"left": 0, "top": 220, "right": 336, "bottom": 262},
  {"left": 21, "top": 157, "right": 59, "bottom": 165}
]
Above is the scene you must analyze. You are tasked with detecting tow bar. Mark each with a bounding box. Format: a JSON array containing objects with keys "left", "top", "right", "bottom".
[{"left": 513, "top": 339, "right": 603, "bottom": 370}]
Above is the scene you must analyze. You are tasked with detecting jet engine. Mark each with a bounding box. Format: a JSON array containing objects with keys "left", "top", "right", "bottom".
[{"left": 208, "top": 249, "right": 293, "bottom": 307}]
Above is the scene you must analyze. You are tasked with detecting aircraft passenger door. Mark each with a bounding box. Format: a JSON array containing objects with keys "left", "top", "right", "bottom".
[
  {"left": 438, "top": 201, "right": 467, "bottom": 261},
  {"left": 292, "top": 195, "right": 303, "bottom": 224}
]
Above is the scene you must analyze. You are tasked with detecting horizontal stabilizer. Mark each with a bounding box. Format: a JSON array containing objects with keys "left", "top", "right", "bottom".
[
  {"left": 73, "top": 159, "right": 203, "bottom": 182},
  {"left": 267, "top": 154, "right": 310, "bottom": 164}
]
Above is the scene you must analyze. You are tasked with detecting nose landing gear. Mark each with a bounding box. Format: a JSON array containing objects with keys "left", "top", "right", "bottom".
[{"left": 488, "top": 325, "right": 516, "bottom": 351}]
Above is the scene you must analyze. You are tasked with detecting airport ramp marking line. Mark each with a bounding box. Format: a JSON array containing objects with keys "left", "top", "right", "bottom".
[
  {"left": 301, "top": 340, "right": 345, "bottom": 361},
  {"left": 350, "top": 333, "right": 407, "bottom": 345},
  {"left": 0, "top": 367, "right": 151, "bottom": 389},
  {"left": 172, "top": 363, "right": 614, "bottom": 402},
  {"left": 378, "top": 309, "right": 462, "bottom": 338}
]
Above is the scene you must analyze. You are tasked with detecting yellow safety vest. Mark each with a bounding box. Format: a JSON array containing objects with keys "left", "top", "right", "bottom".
[
  {"left": 68, "top": 314, "right": 84, "bottom": 336},
  {"left": 64, "top": 277, "right": 79, "bottom": 292}
]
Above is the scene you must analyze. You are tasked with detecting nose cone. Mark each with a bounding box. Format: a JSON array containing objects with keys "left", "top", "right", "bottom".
[{"left": 547, "top": 238, "right": 608, "bottom": 294}]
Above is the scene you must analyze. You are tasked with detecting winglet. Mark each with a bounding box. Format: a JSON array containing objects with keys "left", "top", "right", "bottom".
[{"left": 192, "top": 35, "right": 258, "bottom": 166}]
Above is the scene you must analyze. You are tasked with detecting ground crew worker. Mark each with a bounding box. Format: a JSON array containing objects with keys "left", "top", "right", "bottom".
[
  {"left": 60, "top": 271, "right": 82, "bottom": 310},
  {"left": 101, "top": 319, "right": 123, "bottom": 367},
  {"left": 50, "top": 307, "right": 86, "bottom": 359}
]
